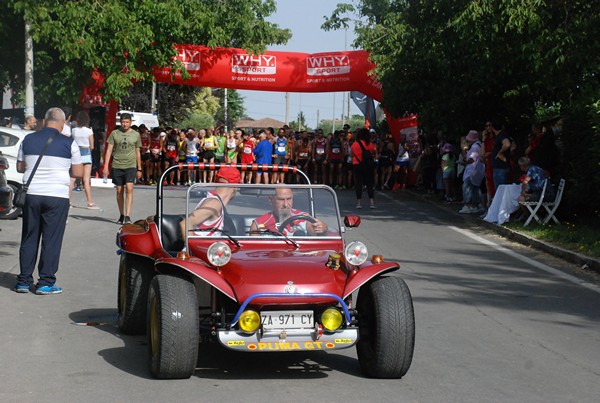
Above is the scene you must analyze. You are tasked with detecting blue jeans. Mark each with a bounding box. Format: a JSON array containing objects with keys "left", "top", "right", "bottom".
[
  {"left": 462, "top": 176, "right": 481, "bottom": 206},
  {"left": 493, "top": 168, "right": 510, "bottom": 188}
]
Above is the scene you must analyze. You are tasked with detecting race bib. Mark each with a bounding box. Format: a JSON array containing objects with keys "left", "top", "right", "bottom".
[
  {"left": 332, "top": 147, "right": 340, "bottom": 154},
  {"left": 244, "top": 146, "right": 252, "bottom": 154},
  {"left": 316, "top": 148, "right": 325, "bottom": 155},
  {"left": 299, "top": 152, "right": 308, "bottom": 158},
  {"left": 277, "top": 146, "right": 286, "bottom": 153}
]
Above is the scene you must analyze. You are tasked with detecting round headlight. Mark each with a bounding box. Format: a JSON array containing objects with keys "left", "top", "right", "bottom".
[
  {"left": 239, "top": 310, "right": 261, "bottom": 333},
  {"left": 321, "top": 308, "right": 343, "bottom": 331},
  {"left": 344, "top": 241, "right": 368, "bottom": 266},
  {"left": 207, "top": 241, "right": 232, "bottom": 267}
]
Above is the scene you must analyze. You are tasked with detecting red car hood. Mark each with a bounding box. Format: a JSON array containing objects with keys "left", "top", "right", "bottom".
[{"left": 221, "top": 248, "right": 348, "bottom": 304}]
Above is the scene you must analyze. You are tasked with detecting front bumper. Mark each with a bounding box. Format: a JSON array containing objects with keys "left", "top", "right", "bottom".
[{"left": 218, "top": 327, "right": 358, "bottom": 352}]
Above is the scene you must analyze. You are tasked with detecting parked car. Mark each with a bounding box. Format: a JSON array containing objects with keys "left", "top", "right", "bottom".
[
  {"left": 0, "top": 127, "right": 31, "bottom": 218},
  {"left": 116, "top": 164, "right": 415, "bottom": 379},
  {"left": 0, "top": 152, "right": 19, "bottom": 219}
]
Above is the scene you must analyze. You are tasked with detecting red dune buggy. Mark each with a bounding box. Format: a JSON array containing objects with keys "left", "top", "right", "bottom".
[{"left": 116, "top": 163, "right": 414, "bottom": 379}]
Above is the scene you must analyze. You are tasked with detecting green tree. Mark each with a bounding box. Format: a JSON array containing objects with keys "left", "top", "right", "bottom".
[
  {"left": 289, "top": 111, "right": 307, "bottom": 131},
  {"left": 1, "top": 0, "right": 291, "bottom": 106},
  {"left": 325, "top": 0, "right": 600, "bottom": 218}
]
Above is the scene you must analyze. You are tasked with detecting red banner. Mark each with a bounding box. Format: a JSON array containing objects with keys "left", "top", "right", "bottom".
[{"left": 153, "top": 45, "right": 383, "bottom": 102}]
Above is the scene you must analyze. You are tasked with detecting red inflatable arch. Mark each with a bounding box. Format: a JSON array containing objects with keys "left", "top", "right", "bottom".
[{"left": 85, "top": 45, "right": 410, "bottom": 138}]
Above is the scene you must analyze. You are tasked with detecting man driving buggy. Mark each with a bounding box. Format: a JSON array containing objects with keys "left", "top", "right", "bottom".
[
  {"left": 180, "top": 166, "right": 241, "bottom": 238},
  {"left": 250, "top": 187, "right": 329, "bottom": 236}
]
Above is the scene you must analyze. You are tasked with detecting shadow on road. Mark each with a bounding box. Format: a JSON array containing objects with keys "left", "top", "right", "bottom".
[
  {"left": 193, "top": 343, "right": 362, "bottom": 380},
  {"left": 69, "top": 215, "right": 120, "bottom": 224},
  {"left": 69, "top": 308, "right": 153, "bottom": 379},
  {"left": 0, "top": 271, "right": 17, "bottom": 290},
  {"left": 69, "top": 309, "right": 364, "bottom": 380}
]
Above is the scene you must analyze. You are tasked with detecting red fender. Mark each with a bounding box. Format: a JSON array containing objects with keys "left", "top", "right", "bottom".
[
  {"left": 155, "top": 257, "right": 237, "bottom": 302},
  {"left": 343, "top": 263, "right": 400, "bottom": 299}
]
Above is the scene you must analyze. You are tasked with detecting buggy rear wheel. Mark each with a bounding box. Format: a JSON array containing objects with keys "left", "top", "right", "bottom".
[
  {"left": 117, "top": 253, "right": 152, "bottom": 335},
  {"left": 148, "top": 273, "right": 199, "bottom": 379},
  {"left": 356, "top": 276, "right": 415, "bottom": 378}
]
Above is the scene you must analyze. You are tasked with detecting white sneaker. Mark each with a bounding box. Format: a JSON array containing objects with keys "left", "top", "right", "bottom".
[{"left": 458, "top": 206, "right": 471, "bottom": 213}]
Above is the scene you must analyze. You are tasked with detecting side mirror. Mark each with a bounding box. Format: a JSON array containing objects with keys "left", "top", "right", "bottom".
[{"left": 344, "top": 215, "right": 361, "bottom": 228}]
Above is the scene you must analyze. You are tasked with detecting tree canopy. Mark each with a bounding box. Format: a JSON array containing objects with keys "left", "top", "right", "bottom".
[
  {"left": 325, "top": 0, "right": 600, "bottom": 217},
  {"left": 1, "top": 0, "right": 291, "bottom": 105}
]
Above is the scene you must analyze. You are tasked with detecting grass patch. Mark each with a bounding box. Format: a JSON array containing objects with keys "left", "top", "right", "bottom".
[{"left": 504, "top": 220, "right": 600, "bottom": 258}]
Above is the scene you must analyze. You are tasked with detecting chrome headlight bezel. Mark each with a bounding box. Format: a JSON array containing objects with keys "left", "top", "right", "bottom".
[
  {"left": 207, "top": 241, "right": 232, "bottom": 267},
  {"left": 344, "top": 241, "right": 368, "bottom": 266}
]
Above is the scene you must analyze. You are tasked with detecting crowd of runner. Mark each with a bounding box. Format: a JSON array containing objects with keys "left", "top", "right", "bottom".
[{"left": 133, "top": 123, "right": 409, "bottom": 190}]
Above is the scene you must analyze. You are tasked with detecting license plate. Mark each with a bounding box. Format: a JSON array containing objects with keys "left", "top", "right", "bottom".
[{"left": 260, "top": 310, "right": 314, "bottom": 330}]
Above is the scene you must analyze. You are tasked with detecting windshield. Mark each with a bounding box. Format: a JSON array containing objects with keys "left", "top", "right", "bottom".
[{"left": 160, "top": 183, "right": 343, "bottom": 248}]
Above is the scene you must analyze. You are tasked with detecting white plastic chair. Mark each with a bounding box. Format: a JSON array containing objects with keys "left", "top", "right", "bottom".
[
  {"left": 519, "top": 178, "right": 565, "bottom": 226},
  {"left": 541, "top": 178, "right": 566, "bottom": 225},
  {"left": 519, "top": 179, "right": 549, "bottom": 226}
]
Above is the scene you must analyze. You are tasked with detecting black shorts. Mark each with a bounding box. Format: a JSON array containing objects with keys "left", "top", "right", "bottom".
[
  {"left": 203, "top": 150, "right": 215, "bottom": 160},
  {"left": 112, "top": 168, "right": 137, "bottom": 186},
  {"left": 141, "top": 153, "right": 151, "bottom": 162}
]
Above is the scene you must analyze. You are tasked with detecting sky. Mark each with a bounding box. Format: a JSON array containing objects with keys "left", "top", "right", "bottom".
[{"left": 237, "top": 0, "right": 363, "bottom": 128}]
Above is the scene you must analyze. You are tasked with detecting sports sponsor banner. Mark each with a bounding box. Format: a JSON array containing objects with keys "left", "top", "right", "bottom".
[{"left": 153, "top": 45, "right": 383, "bottom": 101}]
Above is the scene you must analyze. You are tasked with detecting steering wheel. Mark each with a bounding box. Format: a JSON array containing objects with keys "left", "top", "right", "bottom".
[{"left": 278, "top": 214, "right": 317, "bottom": 235}]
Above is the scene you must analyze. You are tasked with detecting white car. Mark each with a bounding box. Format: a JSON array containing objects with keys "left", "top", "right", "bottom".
[{"left": 0, "top": 127, "right": 31, "bottom": 189}]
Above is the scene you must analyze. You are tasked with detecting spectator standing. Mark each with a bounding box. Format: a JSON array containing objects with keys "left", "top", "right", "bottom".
[
  {"left": 351, "top": 128, "right": 377, "bottom": 209},
  {"left": 254, "top": 130, "right": 273, "bottom": 184},
  {"left": 239, "top": 131, "right": 255, "bottom": 183},
  {"left": 15, "top": 107, "right": 83, "bottom": 294},
  {"left": 459, "top": 130, "right": 485, "bottom": 213},
  {"left": 392, "top": 141, "right": 410, "bottom": 190},
  {"left": 200, "top": 128, "right": 218, "bottom": 183},
  {"left": 440, "top": 143, "right": 456, "bottom": 202},
  {"left": 481, "top": 121, "right": 497, "bottom": 200},
  {"left": 22, "top": 114, "right": 37, "bottom": 130},
  {"left": 490, "top": 121, "right": 512, "bottom": 187},
  {"left": 214, "top": 126, "right": 227, "bottom": 163},
  {"left": 102, "top": 113, "right": 142, "bottom": 224},
  {"left": 272, "top": 128, "right": 288, "bottom": 184},
  {"left": 163, "top": 129, "right": 179, "bottom": 185},
  {"left": 183, "top": 129, "right": 201, "bottom": 185},
  {"left": 71, "top": 110, "right": 99, "bottom": 209},
  {"left": 311, "top": 129, "right": 328, "bottom": 184}
]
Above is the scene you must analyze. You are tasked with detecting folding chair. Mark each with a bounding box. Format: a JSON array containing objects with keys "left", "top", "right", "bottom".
[
  {"left": 519, "top": 179, "right": 548, "bottom": 226},
  {"left": 541, "top": 178, "right": 565, "bottom": 225}
]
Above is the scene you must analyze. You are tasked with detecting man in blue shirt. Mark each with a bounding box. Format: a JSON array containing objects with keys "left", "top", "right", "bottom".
[
  {"left": 253, "top": 130, "right": 273, "bottom": 184},
  {"left": 517, "top": 156, "right": 554, "bottom": 202},
  {"left": 15, "top": 107, "right": 83, "bottom": 295}
]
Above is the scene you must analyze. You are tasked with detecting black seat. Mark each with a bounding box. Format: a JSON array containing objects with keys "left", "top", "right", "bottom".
[{"left": 160, "top": 214, "right": 184, "bottom": 253}]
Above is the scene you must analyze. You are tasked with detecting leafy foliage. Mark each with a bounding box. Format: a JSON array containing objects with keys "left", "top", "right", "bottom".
[
  {"left": 325, "top": 0, "right": 600, "bottom": 218},
  {"left": 1, "top": 0, "right": 291, "bottom": 106}
]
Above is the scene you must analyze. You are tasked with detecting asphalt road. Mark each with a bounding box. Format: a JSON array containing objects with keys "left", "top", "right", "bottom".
[{"left": 1, "top": 185, "right": 599, "bottom": 403}]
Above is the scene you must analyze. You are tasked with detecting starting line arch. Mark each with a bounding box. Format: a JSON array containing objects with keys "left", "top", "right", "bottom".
[{"left": 88, "top": 45, "right": 412, "bottom": 136}]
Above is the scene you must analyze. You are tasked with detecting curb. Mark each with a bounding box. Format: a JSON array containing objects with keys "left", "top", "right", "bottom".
[{"left": 406, "top": 190, "right": 600, "bottom": 275}]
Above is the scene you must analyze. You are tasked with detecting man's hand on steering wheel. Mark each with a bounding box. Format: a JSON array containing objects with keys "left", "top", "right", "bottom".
[{"left": 278, "top": 214, "right": 328, "bottom": 236}]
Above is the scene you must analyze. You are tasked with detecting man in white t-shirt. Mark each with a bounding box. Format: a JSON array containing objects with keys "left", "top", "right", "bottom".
[{"left": 15, "top": 107, "right": 83, "bottom": 295}]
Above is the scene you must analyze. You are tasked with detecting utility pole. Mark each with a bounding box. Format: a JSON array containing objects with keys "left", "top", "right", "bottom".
[
  {"left": 316, "top": 109, "right": 320, "bottom": 130},
  {"left": 150, "top": 82, "right": 157, "bottom": 114},
  {"left": 224, "top": 88, "right": 228, "bottom": 132},
  {"left": 24, "top": 18, "right": 34, "bottom": 119},
  {"left": 332, "top": 93, "right": 336, "bottom": 132},
  {"left": 285, "top": 92, "right": 290, "bottom": 125},
  {"left": 297, "top": 94, "right": 302, "bottom": 130}
]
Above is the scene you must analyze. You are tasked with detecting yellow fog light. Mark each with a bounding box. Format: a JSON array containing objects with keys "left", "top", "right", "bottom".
[
  {"left": 239, "top": 310, "right": 261, "bottom": 333},
  {"left": 321, "top": 308, "right": 343, "bottom": 331}
]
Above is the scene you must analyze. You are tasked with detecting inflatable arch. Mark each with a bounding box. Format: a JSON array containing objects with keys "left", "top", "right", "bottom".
[{"left": 85, "top": 45, "right": 413, "bottom": 137}]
